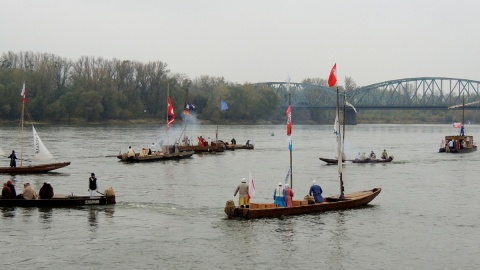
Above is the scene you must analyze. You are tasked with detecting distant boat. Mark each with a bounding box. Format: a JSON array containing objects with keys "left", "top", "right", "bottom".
[
  {"left": 117, "top": 144, "right": 194, "bottom": 162},
  {"left": 0, "top": 83, "right": 70, "bottom": 174},
  {"left": 439, "top": 95, "right": 478, "bottom": 153}
]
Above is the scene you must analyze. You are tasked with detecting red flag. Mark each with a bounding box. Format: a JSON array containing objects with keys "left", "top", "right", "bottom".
[
  {"left": 328, "top": 63, "right": 337, "bottom": 87},
  {"left": 452, "top": 122, "right": 462, "bottom": 128},
  {"left": 166, "top": 96, "right": 175, "bottom": 131},
  {"left": 286, "top": 105, "right": 292, "bottom": 136},
  {"left": 20, "top": 82, "right": 26, "bottom": 104}
]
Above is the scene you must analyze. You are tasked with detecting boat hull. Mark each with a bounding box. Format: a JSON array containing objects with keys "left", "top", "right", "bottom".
[
  {"left": 319, "top": 157, "right": 393, "bottom": 164},
  {"left": 225, "top": 144, "right": 254, "bottom": 150},
  {"left": 0, "top": 162, "right": 71, "bottom": 174},
  {"left": 225, "top": 188, "right": 381, "bottom": 219},
  {"left": 117, "top": 151, "right": 194, "bottom": 162}
]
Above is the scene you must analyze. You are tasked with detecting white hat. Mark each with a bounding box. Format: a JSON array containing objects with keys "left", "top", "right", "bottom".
[
  {"left": 313, "top": 180, "right": 316, "bottom": 184},
  {"left": 278, "top": 182, "right": 282, "bottom": 186},
  {"left": 241, "top": 178, "right": 246, "bottom": 183}
]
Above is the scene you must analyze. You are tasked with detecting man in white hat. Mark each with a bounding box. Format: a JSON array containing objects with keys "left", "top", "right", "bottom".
[
  {"left": 234, "top": 178, "right": 249, "bottom": 208},
  {"left": 273, "top": 182, "right": 286, "bottom": 207},
  {"left": 309, "top": 180, "right": 323, "bottom": 203}
]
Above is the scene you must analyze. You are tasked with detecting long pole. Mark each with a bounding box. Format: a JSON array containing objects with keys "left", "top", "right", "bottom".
[
  {"left": 20, "top": 101, "right": 24, "bottom": 166},
  {"left": 337, "top": 87, "right": 344, "bottom": 199},
  {"left": 288, "top": 85, "right": 293, "bottom": 189}
]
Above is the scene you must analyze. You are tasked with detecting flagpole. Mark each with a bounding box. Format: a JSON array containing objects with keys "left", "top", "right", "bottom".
[
  {"left": 20, "top": 99, "right": 25, "bottom": 166},
  {"left": 288, "top": 84, "right": 293, "bottom": 189}
]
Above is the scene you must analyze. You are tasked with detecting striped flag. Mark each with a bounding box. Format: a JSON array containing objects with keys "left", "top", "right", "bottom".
[{"left": 20, "top": 82, "right": 26, "bottom": 103}]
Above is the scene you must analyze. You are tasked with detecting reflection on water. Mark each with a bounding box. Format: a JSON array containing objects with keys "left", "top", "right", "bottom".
[
  {"left": 38, "top": 208, "right": 53, "bottom": 224},
  {"left": 1, "top": 207, "right": 15, "bottom": 218},
  {"left": 88, "top": 207, "right": 98, "bottom": 228},
  {"left": 326, "top": 212, "right": 347, "bottom": 270}
]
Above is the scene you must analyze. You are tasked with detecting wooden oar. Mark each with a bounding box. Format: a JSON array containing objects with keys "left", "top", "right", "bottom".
[{"left": 1, "top": 155, "right": 31, "bottom": 162}]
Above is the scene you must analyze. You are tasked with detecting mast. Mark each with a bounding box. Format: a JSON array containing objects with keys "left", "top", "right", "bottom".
[
  {"left": 20, "top": 99, "right": 25, "bottom": 166},
  {"left": 288, "top": 83, "right": 293, "bottom": 189},
  {"left": 342, "top": 90, "right": 346, "bottom": 157},
  {"left": 462, "top": 93, "right": 465, "bottom": 128},
  {"left": 336, "top": 87, "right": 345, "bottom": 199}
]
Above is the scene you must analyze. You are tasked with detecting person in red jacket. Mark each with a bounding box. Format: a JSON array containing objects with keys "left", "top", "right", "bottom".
[{"left": 284, "top": 183, "right": 294, "bottom": 207}]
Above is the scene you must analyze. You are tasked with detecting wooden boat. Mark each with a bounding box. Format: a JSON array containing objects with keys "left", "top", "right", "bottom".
[
  {"left": 319, "top": 157, "right": 347, "bottom": 164},
  {"left": 439, "top": 96, "right": 478, "bottom": 153},
  {"left": 0, "top": 83, "right": 71, "bottom": 174},
  {"left": 0, "top": 162, "right": 71, "bottom": 174},
  {"left": 225, "top": 80, "right": 381, "bottom": 219},
  {"left": 225, "top": 143, "right": 254, "bottom": 150},
  {"left": 352, "top": 157, "right": 394, "bottom": 163},
  {"left": 225, "top": 188, "right": 381, "bottom": 219},
  {"left": 178, "top": 140, "right": 226, "bottom": 153},
  {"left": 439, "top": 135, "right": 476, "bottom": 153},
  {"left": 117, "top": 145, "right": 194, "bottom": 162},
  {"left": 0, "top": 187, "right": 116, "bottom": 207}
]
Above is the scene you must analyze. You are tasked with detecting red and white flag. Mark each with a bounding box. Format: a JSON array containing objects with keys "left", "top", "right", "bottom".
[
  {"left": 20, "top": 82, "right": 26, "bottom": 104},
  {"left": 286, "top": 105, "right": 292, "bottom": 136},
  {"left": 248, "top": 171, "right": 255, "bottom": 202},
  {"left": 328, "top": 63, "right": 337, "bottom": 87},
  {"left": 452, "top": 122, "right": 462, "bottom": 128},
  {"left": 166, "top": 96, "right": 175, "bottom": 131}
]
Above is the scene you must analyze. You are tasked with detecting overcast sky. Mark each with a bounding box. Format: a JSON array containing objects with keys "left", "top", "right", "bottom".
[{"left": 2, "top": 0, "right": 480, "bottom": 86}]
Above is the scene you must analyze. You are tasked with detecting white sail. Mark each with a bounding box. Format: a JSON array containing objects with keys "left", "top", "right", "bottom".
[
  {"left": 32, "top": 125, "right": 54, "bottom": 160},
  {"left": 0, "top": 146, "right": 4, "bottom": 156}
]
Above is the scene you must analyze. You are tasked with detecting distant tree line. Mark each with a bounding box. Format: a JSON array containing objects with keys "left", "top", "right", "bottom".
[
  {"left": 0, "top": 51, "right": 289, "bottom": 124},
  {"left": 1, "top": 51, "right": 465, "bottom": 125}
]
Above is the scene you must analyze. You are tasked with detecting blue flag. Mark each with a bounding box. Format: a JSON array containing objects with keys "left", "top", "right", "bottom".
[{"left": 220, "top": 100, "right": 229, "bottom": 111}]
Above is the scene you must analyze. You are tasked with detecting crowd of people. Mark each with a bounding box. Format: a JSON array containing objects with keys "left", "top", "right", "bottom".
[{"left": 233, "top": 178, "right": 325, "bottom": 208}]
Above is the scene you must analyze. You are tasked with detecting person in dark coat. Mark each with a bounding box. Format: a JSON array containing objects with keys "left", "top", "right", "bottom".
[
  {"left": 2, "top": 182, "right": 13, "bottom": 199},
  {"left": 39, "top": 182, "right": 54, "bottom": 199},
  {"left": 8, "top": 150, "right": 17, "bottom": 167},
  {"left": 6, "top": 180, "right": 16, "bottom": 198},
  {"left": 89, "top": 173, "right": 98, "bottom": 197},
  {"left": 309, "top": 180, "right": 323, "bottom": 203}
]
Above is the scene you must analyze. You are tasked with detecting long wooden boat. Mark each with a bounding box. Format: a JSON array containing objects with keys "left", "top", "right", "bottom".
[
  {"left": 0, "top": 162, "right": 71, "bottom": 174},
  {"left": 225, "top": 143, "right": 254, "bottom": 151},
  {"left": 178, "top": 141, "right": 226, "bottom": 153},
  {"left": 0, "top": 188, "right": 116, "bottom": 207},
  {"left": 117, "top": 145, "right": 194, "bottom": 162},
  {"left": 319, "top": 157, "right": 393, "bottom": 164},
  {"left": 439, "top": 135, "right": 477, "bottom": 153},
  {"left": 352, "top": 157, "right": 394, "bottom": 163},
  {"left": 225, "top": 188, "right": 381, "bottom": 219}
]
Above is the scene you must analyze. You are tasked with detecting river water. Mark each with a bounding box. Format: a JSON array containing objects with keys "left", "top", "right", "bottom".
[{"left": 1, "top": 123, "right": 479, "bottom": 269}]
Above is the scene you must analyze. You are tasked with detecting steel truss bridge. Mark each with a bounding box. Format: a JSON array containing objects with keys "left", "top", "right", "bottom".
[{"left": 254, "top": 77, "right": 480, "bottom": 111}]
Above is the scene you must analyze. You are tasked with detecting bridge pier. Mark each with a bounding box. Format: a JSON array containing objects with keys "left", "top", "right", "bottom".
[{"left": 345, "top": 107, "right": 357, "bottom": 125}]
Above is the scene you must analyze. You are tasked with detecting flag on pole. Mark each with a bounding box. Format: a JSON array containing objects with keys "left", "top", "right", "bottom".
[
  {"left": 220, "top": 99, "right": 229, "bottom": 111},
  {"left": 287, "top": 135, "right": 292, "bottom": 151},
  {"left": 20, "top": 82, "right": 26, "bottom": 104},
  {"left": 345, "top": 100, "right": 357, "bottom": 113},
  {"left": 284, "top": 167, "right": 291, "bottom": 185},
  {"left": 328, "top": 63, "right": 337, "bottom": 87},
  {"left": 248, "top": 171, "right": 255, "bottom": 202},
  {"left": 333, "top": 113, "right": 339, "bottom": 138},
  {"left": 452, "top": 122, "right": 462, "bottom": 128},
  {"left": 167, "top": 96, "right": 175, "bottom": 131},
  {"left": 286, "top": 105, "right": 292, "bottom": 136}
]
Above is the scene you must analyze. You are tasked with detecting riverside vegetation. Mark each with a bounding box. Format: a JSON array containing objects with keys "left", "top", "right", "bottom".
[{"left": 0, "top": 51, "right": 474, "bottom": 125}]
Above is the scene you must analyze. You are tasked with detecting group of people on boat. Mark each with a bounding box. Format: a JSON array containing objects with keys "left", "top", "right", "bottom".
[
  {"left": 355, "top": 149, "right": 389, "bottom": 161},
  {"left": 233, "top": 178, "right": 325, "bottom": 208},
  {"left": 1, "top": 180, "right": 54, "bottom": 200}
]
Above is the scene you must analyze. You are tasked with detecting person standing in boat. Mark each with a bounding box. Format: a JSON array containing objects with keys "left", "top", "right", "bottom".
[
  {"left": 39, "top": 182, "right": 54, "bottom": 199},
  {"left": 460, "top": 125, "right": 465, "bottom": 136},
  {"left": 231, "top": 138, "right": 236, "bottom": 145},
  {"left": 370, "top": 151, "right": 376, "bottom": 159},
  {"left": 22, "top": 183, "right": 38, "bottom": 200},
  {"left": 234, "top": 178, "right": 249, "bottom": 208},
  {"left": 309, "top": 180, "right": 323, "bottom": 203},
  {"left": 6, "top": 180, "right": 16, "bottom": 198},
  {"left": 8, "top": 150, "right": 17, "bottom": 167},
  {"left": 150, "top": 143, "right": 157, "bottom": 153},
  {"left": 89, "top": 173, "right": 98, "bottom": 197},
  {"left": 273, "top": 182, "right": 286, "bottom": 207},
  {"left": 284, "top": 183, "right": 294, "bottom": 207}
]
